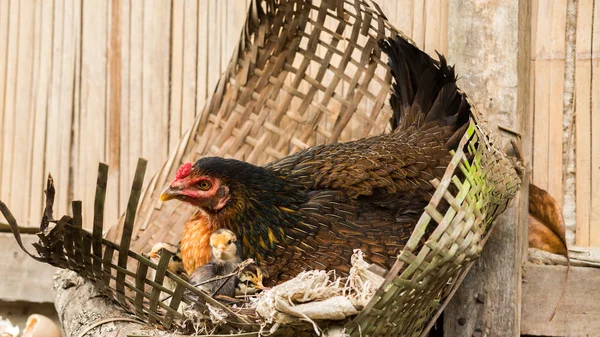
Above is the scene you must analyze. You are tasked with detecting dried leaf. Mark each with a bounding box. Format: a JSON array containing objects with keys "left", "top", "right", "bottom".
[
  {"left": 528, "top": 183, "right": 568, "bottom": 258},
  {"left": 527, "top": 183, "right": 570, "bottom": 321}
]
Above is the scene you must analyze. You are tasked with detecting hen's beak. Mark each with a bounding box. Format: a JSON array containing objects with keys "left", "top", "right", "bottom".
[{"left": 160, "top": 187, "right": 179, "bottom": 202}]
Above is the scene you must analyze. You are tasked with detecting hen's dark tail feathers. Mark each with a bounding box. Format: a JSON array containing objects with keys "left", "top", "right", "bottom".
[{"left": 379, "top": 36, "right": 471, "bottom": 150}]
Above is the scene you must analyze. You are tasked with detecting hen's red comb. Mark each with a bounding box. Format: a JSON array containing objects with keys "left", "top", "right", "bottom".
[{"left": 175, "top": 162, "right": 192, "bottom": 180}]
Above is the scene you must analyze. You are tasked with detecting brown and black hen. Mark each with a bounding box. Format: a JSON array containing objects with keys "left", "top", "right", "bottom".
[{"left": 160, "top": 36, "right": 471, "bottom": 285}]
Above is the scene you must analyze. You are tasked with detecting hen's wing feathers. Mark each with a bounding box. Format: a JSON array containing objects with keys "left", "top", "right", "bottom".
[
  {"left": 259, "top": 36, "right": 471, "bottom": 283},
  {"left": 266, "top": 37, "right": 470, "bottom": 201},
  {"left": 261, "top": 190, "right": 425, "bottom": 284}
]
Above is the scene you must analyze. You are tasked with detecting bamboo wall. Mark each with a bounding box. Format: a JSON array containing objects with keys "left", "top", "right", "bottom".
[
  {"left": 2, "top": 0, "right": 598, "bottom": 247},
  {"left": 0, "top": 0, "right": 448, "bottom": 229},
  {"left": 529, "top": 0, "right": 600, "bottom": 246}
]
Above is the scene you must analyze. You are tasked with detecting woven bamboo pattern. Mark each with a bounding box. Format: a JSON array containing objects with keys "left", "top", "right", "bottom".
[
  {"left": 0, "top": 0, "right": 523, "bottom": 336},
  {"left": 104, "top": 0, "right": 401, "bottom": 252}
]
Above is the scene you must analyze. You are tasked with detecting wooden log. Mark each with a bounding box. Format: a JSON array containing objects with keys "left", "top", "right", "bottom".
[
  {"left": 54, "top": 269, "right": 158, "bottom": 337},
  {"left": 443, "top": 1, "right": 531, "bottom": 336}
]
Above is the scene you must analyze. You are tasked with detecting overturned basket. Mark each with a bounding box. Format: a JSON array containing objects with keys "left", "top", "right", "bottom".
[{"left": 1, "top": 0, "right": 522, "bottom": 336}]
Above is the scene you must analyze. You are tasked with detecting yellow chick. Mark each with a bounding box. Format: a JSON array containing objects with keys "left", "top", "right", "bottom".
[
  {"left": 189, "top": 229, "right": 241, "bottom": 297},
  {"left": 236, "top": 263, "right": 265, "bottom": 296}
]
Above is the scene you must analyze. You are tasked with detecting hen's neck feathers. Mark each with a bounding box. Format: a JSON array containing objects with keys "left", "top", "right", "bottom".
[{"left": 199, "top": 161, "right": 308, "bottom": 262}]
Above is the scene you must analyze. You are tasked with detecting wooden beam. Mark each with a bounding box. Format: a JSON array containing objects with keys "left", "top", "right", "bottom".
[
  {"left": 444, "top": 1, "right": 531, "bottom": 336},
  {"left": 521, "top": 263, "right": 600, "bottom": 336},
  {"left": 0, "top": 233, "right": 57, "bottom": 303}
]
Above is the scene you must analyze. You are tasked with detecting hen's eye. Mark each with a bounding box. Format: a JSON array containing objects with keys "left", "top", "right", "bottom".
[{"left": 197, "top": 181, "right": 212, "bottom": 190}]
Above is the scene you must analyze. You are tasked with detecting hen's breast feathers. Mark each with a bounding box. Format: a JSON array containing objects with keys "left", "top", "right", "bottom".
[{"left": 180, "top": 214, "right": 217, "bottom": 274}]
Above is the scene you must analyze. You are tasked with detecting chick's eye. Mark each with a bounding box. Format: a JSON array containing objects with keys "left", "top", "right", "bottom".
[
  {"left": 227, "top": 240, "right": 232, "bottom": 245},
  {"left": 197, "top": 181, "right": 212, "bottom": 190}
]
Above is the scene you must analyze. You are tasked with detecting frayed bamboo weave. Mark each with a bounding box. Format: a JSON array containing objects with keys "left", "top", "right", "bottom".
[{"left": 0, "top": 0, "right": 522, "bottom": 336}]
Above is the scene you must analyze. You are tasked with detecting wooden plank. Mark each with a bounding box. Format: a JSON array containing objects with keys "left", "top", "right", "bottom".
[
  {"left": 534, "top": 0, "right": 552, "bottom": 59},
  {"left": 45, "top": 0, "right": 65, "bottom": 219},
  {"left": 438, "top": 0, "right": 449, "bottom": 55},
  {"left": 532, "top": 60, "right": 550, "bottom": 190},
  {"left": 574, "top": 0, "right": 593, "bottom": 246},
  {"left": 220, "top": 0, "right": 229, "bottom": 71},
  {"left": 181, "top": 0, "right": 199, "bottom": 131},
  {"left": 547, "top": 60, "right": 564, "bottom": 203},
  {"left": 142, "top": 0, "right": 171, "bottom": 177},
  {"left": 444, "top": 0, "right": 530, "bottom": 336},
  {"left": 126, "top": 0, "right": 144, "bottom": 213},
  {"left": 207, "top": 0, "right": 221, "bottom": 94},
  {"left": 529, "top": 60, "right": 535, "bottom": 174},
  {"left": 28, "top": 0, "right": 54, "bottom": 225},
  {"left": 393, "top": 0, "right": 414, "bottom": 37},
  {"left": 169, "top": 0, "right": 185, "bottom": 153},
  {"left": 546, "top": 0, "right": 567, "bottom": 205},
  {"left": 423, "top": 0, "right": 441, "bottom": 56},
  {"left": 181, "top": 0, "right": 199, "bottom": 128},
  {"left": 0, "top": 232, "right": 57, "bottom": 303},
  {"left": 590, "top": 5, "right": 600, "bottom": 245},
  {"left": 521, "top": 263, "right": 600, "bottom": 336},
  {"left": 530, "top": 0, "right": 538, "bottom": 57},
  {"left": 8, "top": 0, "right": 35, "bottom": 224},
  {"left": 118, "top": 0, "right": 131, "bottom": 215},
  {"left": 106, "top": 0, "right": 122, "bottom": 222},
  {"left": 77, "top": 0, "right": 108, "bottom": 228},
  {"left": 226, "top": 0, "right": 246, "bottom": 62},
  {"left": 0, "top": 0, "right": 10, "bottom": 204},
  {"left": 70, "top": 0, "right": 83, "bottom": 223},
  {"left": 196, "top": 0, "right": 209, "bottom": 112},
  {"left": 411, "top": 0, "right": 425, "bottom": 48}
]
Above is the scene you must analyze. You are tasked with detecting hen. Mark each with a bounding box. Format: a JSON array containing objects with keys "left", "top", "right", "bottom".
[{"left": 160, "top": 36, "right": 471, "bottom": 285}]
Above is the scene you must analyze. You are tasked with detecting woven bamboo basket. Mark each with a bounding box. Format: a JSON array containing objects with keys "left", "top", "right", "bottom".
[{"left": 0, "top": 0, "right": 523, "bottom": 336}]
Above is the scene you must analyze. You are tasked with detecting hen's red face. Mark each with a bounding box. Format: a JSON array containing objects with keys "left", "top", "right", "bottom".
[{"left": 160, "top": 162, "right": 231, "bottom": 211}]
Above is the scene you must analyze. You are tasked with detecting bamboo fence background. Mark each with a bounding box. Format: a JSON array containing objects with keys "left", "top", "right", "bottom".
[
  {"left": 529, "top": 0, "right": 600, "bottom": 246},
  {"left": 0, "top": 0, "right": 449, "bottom": 230},
  {"left": 0, "top": 0, "right": 598, "bottom": 246}
]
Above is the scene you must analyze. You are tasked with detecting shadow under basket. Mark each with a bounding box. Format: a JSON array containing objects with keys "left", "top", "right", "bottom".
[{"left": 0, "top": 0, "right": 522, "bottom": 336}]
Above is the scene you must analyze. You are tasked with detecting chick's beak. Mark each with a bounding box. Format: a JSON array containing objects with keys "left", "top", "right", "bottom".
[{"left": 159, "top": 186, "right": 179, "bottom": 202}]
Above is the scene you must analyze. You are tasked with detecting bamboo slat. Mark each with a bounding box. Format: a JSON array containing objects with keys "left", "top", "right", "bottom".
[
  {"left": 141, "top": 0, "right": 171, "bottom": 181},
  {"left": 169, "top": 0, "right": 185, "bottom": 154},
  {"left": 533, "top": 60, "right": 550, "bottom": 190},
  {"left": 117, "top": 0, "right": 131, "bottom": 216},
  {"left": 589, "top": 2, "right": 600, "bottom": 246},
  {"left": 574, "top": 0, "right": 593, "bottom": 246},
  {"left": 77, "top": 0, "right": 108, "bottom": 229},
  {"left": 182, "top": 0, "right": 200, "bottom": 131},
  {"left": 107, "top": 0, "right": 123, "bottom": 223},
  {"left": 547, "top": 0, "right": 567, "bottom": 206},
  {"left": 28, "top": 0, "right": 53, "bottom": 231},
  {"left": 0, "top": 0, "right": 8, "bottom": 210},
  {"left": 127, "top": 0, "right": 144, "bottom": 216},
  {"left": 10, "top": 0, "right": 35, "bottom": 224}
]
